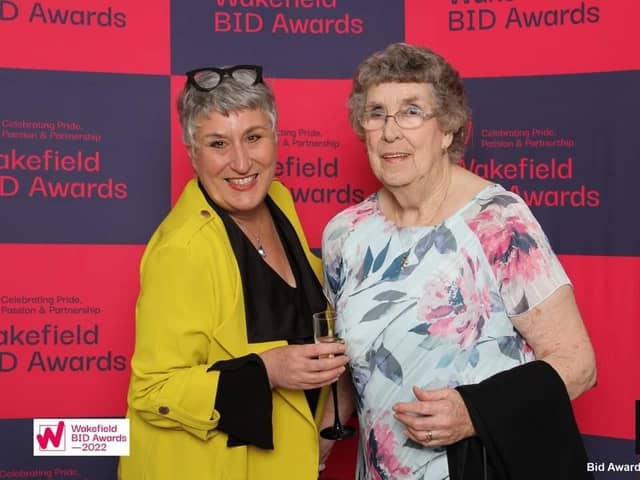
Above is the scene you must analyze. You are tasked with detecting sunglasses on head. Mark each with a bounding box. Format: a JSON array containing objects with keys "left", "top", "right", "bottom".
[{"left": 185, "top": 65, "right": 263, "bottom": 92}]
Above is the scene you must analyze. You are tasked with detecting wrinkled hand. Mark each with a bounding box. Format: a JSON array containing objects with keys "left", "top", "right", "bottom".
[
  {"left": 259, "top": 343, "right": 348, "bottom": 390},
  {"left": 392, "top": 386, "right": 475, "bottom": 447}
]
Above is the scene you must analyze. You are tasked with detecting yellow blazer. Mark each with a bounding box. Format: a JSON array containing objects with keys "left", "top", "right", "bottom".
[{"left": 119, "top": 178, "right": 328, "bottom": 480}]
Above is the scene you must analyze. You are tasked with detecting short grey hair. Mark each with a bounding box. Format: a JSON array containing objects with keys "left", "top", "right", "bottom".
[
  {"left": 348, "top": 43, "right": 470, "bottom": 163},
  {"left": 177, "top": 70, "right": 277, "bottom": 158}
]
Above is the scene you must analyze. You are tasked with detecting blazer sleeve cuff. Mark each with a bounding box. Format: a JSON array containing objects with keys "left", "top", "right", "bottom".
[{"left": 208, "top": 353, "right": 274, "bottom": 449}]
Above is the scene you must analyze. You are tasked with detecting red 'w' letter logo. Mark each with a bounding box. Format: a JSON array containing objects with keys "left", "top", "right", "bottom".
[{"left": 37, "top": 421, "right": 65, "bottom": 449}]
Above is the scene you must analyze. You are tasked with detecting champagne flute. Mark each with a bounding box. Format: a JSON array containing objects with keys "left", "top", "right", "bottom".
[{"left": 313, "top": 310, "right": 355, "bottom": 440}]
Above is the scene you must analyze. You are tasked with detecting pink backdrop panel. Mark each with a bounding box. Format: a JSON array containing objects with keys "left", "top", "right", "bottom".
[
  {"left": 170, "top": 74, "right": 193, "bottom": 203},
  {"left": 0, "top": 0, "right": 170, "bottom": 74},
  {"left": 0, "top": 244, "right": 141, "bottom": 418},
  {"left": 564, "top": 254, "right": 640, "bottom": 440},
  {"left": 406, "top": 0, "right": 640, "bottom": 77},
  {"left": 271, "top": 78, "right": 379, "bottom": 248}
]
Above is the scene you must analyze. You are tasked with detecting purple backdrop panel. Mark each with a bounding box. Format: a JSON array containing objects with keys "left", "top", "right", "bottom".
[
  {"left": 0, "top": 419, "right": 117, "bottom": 480},
  {"left": 0, "top": 69, "right": 170, "bottom": 244},
  {"left": 170, "top": 0, "right": 404, "bottom": 78},
  {"left": 583, "top": 435, "right": 640, "bottom": 480},
  {"left": 463, "top": 70, "right": 640, "bottom": 256}
]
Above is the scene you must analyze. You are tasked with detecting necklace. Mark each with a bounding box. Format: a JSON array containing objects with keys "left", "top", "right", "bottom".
[
  {"left": 399, "top": 238, "right": 416, "bottom": 270},
  {"left": 230, "top": 213, "right": 268, "bottom": 258},
  {"left": 397, "top": 173, "right": 451, "bottom": 269}
]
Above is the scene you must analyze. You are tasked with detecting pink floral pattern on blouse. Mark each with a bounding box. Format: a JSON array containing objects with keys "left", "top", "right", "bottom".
[
  {"left": 364, "top": 411, "right": 413, "bottom": 479},
  {"left": 322, "top": 184, "right": 569, "bottom": 479}
]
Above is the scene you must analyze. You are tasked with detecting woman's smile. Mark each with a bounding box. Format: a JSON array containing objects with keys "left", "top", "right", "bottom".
[
  {"left": 380, "top": 151, "right": 411, "bottom": 163},
  {"left": 226, "top": 173, "right": 259, "bottom": 190}
]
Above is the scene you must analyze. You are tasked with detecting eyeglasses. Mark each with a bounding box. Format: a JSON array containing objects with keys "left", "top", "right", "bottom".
[
  {"left": 360, "top": 106, "right": 437, "bottom": 131},
  {"left": 185, "top": 65, "right": 263, "bottom": 92}
]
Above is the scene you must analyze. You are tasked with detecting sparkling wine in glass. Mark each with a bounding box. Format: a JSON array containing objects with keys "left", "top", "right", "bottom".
[{"left": 312, "top": 310, "right": 355, "bottom": 440}]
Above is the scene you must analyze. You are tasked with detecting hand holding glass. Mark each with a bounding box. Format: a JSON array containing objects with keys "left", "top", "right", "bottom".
[{"left": 313, "top": 310, "right": 355, "bottom": 440}]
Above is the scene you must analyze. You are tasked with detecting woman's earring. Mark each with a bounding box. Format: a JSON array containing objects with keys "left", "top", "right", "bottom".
[{"left": 442, "top": 132, "right": 453, "bottom": 156}]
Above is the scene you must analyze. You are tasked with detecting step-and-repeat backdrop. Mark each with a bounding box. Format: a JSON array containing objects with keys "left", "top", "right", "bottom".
[{"left": 1, "top": 1, "right": 638, "bottom": 478}]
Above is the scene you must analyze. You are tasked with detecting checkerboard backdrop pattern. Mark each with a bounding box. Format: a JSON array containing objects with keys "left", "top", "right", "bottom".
[{"left": 1, "top": 1, "right": 638, "bottom": 478}]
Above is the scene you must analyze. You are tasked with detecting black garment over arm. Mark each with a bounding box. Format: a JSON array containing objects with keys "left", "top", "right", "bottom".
[
  {"left": 447, "top": 360, "right": 593, "bottom": 480},
  {"left": 208, "top": 354, "right": 273, "bottom": 449}
]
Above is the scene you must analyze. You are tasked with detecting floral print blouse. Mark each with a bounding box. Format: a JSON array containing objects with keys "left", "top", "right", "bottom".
[{"left": 321, "top": 184, "right": 570, "bottom": 480}]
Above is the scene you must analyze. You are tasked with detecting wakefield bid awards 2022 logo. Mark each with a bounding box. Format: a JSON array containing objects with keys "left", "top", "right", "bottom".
[{"left": 33, "top": 419, "right": 129, "bottom": 456}]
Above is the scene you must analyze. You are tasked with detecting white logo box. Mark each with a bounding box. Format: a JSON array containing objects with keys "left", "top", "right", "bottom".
[{"left": 33, "top": 418, "right": 129, "bottom": 456}]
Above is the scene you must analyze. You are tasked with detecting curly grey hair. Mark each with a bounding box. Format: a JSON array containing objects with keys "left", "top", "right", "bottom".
[
  {"left": 177, "top": 69, "right": 277, "bottom": 158},
  {"left": 348, "top": 43, "right": 470, "bottom": 163}
]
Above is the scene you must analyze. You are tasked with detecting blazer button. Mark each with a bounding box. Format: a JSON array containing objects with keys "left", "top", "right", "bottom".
[
  {"left": 158, "top": 406, "right": 170, "bottom": 415},
  {"left": 200, "top": 210, "right": 211, "bottom": 218}
]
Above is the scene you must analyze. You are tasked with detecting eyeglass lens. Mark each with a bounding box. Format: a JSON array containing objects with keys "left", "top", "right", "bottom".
[
  {"left": 362, "top": 114, "right": 411, "bottom": 130},
  {"left": 191, "top": 67, "right": 260, "bottom": 91}
]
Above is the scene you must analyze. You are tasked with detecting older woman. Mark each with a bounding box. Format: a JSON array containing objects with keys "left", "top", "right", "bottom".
[
  {"left": 118, "top": 65, "right": 348, "bottom": 480},
  {"left": 321, "top": 44, "right": 596, "bottom": 479}
]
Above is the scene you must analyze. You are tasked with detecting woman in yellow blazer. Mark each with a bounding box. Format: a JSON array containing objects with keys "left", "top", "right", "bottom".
[{"left": 118, "top": 65, "right": 348, "bottom": 480}]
